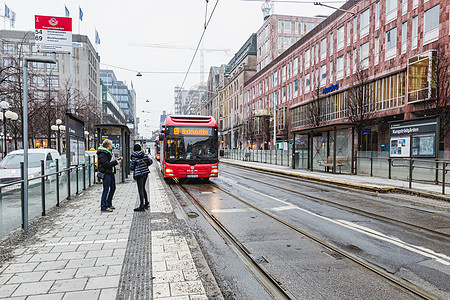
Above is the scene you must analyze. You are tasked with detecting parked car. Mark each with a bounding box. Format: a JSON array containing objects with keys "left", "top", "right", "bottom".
[{"left": 0, "top": 149, "right": 63, "bottom": 188}]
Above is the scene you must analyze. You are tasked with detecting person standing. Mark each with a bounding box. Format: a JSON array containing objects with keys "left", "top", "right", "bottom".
[
  {"left": 97, "top": 139, "right": 122, "bottom": 213},
  {"left": 130, "top": 144, "right": 152, "bottom": 211}
]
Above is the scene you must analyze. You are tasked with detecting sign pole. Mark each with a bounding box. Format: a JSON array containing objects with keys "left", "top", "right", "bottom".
[{"left": 274, "top": 95, "right": 277, "bottom": 150}]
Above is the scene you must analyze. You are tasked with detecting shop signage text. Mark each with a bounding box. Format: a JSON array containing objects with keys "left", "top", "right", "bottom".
[{"left": 322, "top": 84, "right": 339, "bottom": 94}]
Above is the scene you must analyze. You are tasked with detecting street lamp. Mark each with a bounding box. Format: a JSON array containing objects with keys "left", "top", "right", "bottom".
[
  {"left": 1, "top": 101, "right": 10, "bottom": 158},
  {"left": 51, "top": 119, "right": 64, "bottom": 153},
  {"left": 5, "top": 111, "right": 18, "bottom": 151},
  {"left": 84, "top": 131, "right": 89, "bottom": 150}
]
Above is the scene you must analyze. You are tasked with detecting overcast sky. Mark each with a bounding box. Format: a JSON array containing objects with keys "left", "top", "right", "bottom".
[{"left": 5, "top": 0, "right": 339, "bottom": 137}]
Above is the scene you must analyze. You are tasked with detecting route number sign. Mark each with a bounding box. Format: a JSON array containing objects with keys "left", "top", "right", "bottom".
[{"left": 35, "top": 15, "right": 72, "bottom": 53}]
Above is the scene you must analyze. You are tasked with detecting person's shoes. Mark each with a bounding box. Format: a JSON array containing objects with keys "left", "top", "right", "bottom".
[
  {"left": 109, "top": 206, "right": 116, "bottom": 210},
  {"left": 101, "top": 208, "right": 113, "bottom": 213},
  {"left": 144, "top": 204, "right": 149, "bottom": 209},
  {"left": 134, "top": 207, "right": 145, "bottom": 212}
]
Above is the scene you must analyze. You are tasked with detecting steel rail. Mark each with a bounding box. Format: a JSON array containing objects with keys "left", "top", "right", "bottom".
[
  {"left": 205, "top": 181, "right": 439, "bottom": 300},
  {"left": 221, "top": 167, "right": 450, "bottom": 239},
  {"left": 171, "top": 183, "right": 294, "bottom": 300}
]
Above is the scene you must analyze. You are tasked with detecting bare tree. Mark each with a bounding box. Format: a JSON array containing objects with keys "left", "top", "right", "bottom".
[
  {"left": 347, "top": 65, "right": 375, "bottom": 150},
  {"left": 308, "top": 80, "right": 322, "bottom": 127}
]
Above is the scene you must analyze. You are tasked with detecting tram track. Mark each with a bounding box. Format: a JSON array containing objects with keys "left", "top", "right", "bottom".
[
  {"left": 174, "top": 181, "right": 439, "bottom": 300},
  {"left": 169, "top": 183, "right": 294, "bottom": 300},
  {"left": 220, "top": 167, "right": 450, "bottom": 240}
]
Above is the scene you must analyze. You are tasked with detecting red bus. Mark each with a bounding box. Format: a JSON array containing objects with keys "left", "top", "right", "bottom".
[
  {"left": 162, "top": 115, "right": 218, "bottom": 180},
  {"left": 155, "top": 135, "right": 161, "bottom": 160}
]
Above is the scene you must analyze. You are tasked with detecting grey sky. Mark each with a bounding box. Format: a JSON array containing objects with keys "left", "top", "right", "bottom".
[{"left": 5, "top": 0, "right": 337, "bottom": 137}]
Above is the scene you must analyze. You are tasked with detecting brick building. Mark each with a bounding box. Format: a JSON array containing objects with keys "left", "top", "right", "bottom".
[{"left": 244, "top": 0, "right": 450, "bottom": 170}]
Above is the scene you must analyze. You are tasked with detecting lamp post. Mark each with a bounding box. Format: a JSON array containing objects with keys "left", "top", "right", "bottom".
[
  {"left": 84, "top": 131, "right": 89, "bottom": 150},
  {"left": 51, "top": 119, "right": 63, "bottom": 153},
  {"left": 5, "top": 111, "right": 18, "bottom": 152},
  {"left": 1, "top": 101, "right": 10, "bottom": 158}
]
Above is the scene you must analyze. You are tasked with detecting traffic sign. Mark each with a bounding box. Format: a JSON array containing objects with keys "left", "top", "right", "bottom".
[{"left": 35, "top": 15, "right": 72, "bottom": 53}]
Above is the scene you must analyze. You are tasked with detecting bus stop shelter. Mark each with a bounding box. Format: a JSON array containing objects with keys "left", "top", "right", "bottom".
[{"left": 95, "top": 124, "right": 131, "bottom": 183}]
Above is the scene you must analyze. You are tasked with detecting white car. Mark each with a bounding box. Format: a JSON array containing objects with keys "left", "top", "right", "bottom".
[{"left": 0, "top": 149, "right": 63, "bottom": 188}]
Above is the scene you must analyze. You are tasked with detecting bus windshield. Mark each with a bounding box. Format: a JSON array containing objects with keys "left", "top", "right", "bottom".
[{"left": 165, "top": 135, "right": 218, "bottom": 164}]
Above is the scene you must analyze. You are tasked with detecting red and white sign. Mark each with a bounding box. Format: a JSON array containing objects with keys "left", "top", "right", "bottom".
[{"left": 35, "top": 15, "right": 72, "bottom": 53}]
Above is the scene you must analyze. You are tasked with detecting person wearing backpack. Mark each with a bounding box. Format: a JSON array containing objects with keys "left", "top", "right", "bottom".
[
  {"left": 130, "top": 144, "right": 152, "bottom": 211},
  {"left": 97, "top": 139, "right": 122, "bottom": 213}
]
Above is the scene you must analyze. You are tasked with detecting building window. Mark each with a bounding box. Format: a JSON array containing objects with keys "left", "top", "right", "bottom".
[
  {"left": 274, "top": 70, "right": 278, "bottom": 86},
  {"left": 311, "top": 46, "right": 315, "bottom": 66},
  {"left": 305, "top": 49, "right": 310, "bottom": 69},
  {"left": 360, "top": 42, "right": 369, "bottom": 69},
  {"left": 300, "top": 54, "right": 303, "bottom": 72},
  {"left": 284, "top": 36, "right": 291, "bottom": 48},
  {"left": 402, "top": 0, "right": 407, "bottom": 15},
  {"left": 347, "top": 21, "right": 351, "bottom": 46},
  {"left": 305, "top": 73, "right": 311, "bottom": 93},
  {"left": 2, "top": 42, "right": 15, "bottom": 54},
  {"left": 300, "top": 21, "right": 304, "bottom": 34},
  {"left": 315, "top": 43, "right": 319, "bottom": 64},
  {"left": 374, "top": 36, "right": 379, "bottom": 65},
  {"left": 295, "top": 21, "right": 299, "bottom": 34},
  {"left": 294, "top": 57, "right": 298, "bottom": 76},
  {"left": 412, "top": 16, "right": 418, "bottom": 49},
  {"left": 294, "top": 79, "right": 298, "bottom": 97},
  {"left": 385, "top": 27, "right": 397, "bottom": 60},
  {"left": 320, "top": 38, "right": 327, "bottom": 61},
  {"left": 360, "top": 9, "right": 370, "bottom": 37},
  {"left": 407, "top": 51, "right": 435, "bottom": 103},
  {"left": 337, "top": 55, "right": 344, "bottom": 80},
  {"left": 353, "top": 17, "right": 357, "bottom": 42},
  {"left": 278, "top": 36, "right": 282, "bottom": 49},
  {"left": 278, "top": 20, "right": 282, "bottom": 33},
  {"left": 320, "top": 64, "right": 327, "bottom": 86},
  {"left": 2, "top": 57, "right": 12, "bottom": 68},
  {"left": 337, "top": 26, "right": 344, "bottom": 51},
  {"left": 353, "top": 48, "right": 357, "bottom": 73},
  {"left": 282, "top": 65, "right": 287, "bottom": 82},
  {"left": 306, "top": 22, "right": 314, "bottom": 32},
  {"left": 330, "top": 32, "right": 333, "bottom": 56},
  {"left": 299, "top": 77, "right": 303, "bottom": 95},
  {"left": 346, "top": 51, "right": 351, "bottom": 77},
  {"left": 49, "top": 75, "right": 59, "bottom": 87},
  {"left": 329, "top": 61, "right": 333, "bottom": 81},
  {"left": 282, "top": 85, "right": 286, "bottom": 102},
  {"left": 423, "top": 4, "right": 440, "bottom": 45},
  {"left": 386, "top": 0, "right": 397, "bottom": 24},
  {"left": 413, "top": 0, "right": 418, "bottom": 9},
  {"left": 375, "top": 2, "right": 380, "bottom": 29},
  {"left": 18, "top": 43, "right": 30, "bottom": 54},
  {"left": 401, "top": 22, "right": 407, "bottom": 54},
  {"left": 284, "top": 20, "right": 291, "bottom": 33}
]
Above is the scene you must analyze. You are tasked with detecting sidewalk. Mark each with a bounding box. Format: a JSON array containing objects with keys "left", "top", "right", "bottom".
[
  {"left": 221, "top": 158, "right": 450, "bottom": 207},
  {"left": 0, "top": 169, "right": 211, "bottom": 299}
]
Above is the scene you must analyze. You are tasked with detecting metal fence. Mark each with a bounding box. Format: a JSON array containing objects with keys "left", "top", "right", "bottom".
[
  {"left": 356, "top": 154, "right": 449, "bottom": 194},
  {"left": 221, "top": 149, "right": 449, "bottom": 195},
  {"left": 0, "top": 157, "right": 97, "bottom": 237},
  {"left": 223, "top": 149, "right": 292, "bottom": 167}
]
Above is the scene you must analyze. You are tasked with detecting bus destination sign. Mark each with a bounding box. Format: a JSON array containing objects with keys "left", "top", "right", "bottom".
[{"left": 170, "top": 127, "right": 212, "bottom": 136}]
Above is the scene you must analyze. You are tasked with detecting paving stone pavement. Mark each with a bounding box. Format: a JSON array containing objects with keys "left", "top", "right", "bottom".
[{"left": 0, "top": 168, "right": 210, "bottom": 300}]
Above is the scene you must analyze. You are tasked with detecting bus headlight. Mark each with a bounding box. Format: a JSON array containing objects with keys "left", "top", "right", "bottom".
[
  {"left": 165, "top": 168, "right": 173, "bottom": 173},
  {"left": 211, "top": 169, "right": 218, "bottom": 173}
]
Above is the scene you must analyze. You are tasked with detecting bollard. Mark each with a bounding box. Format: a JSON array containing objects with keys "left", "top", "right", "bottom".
[
  {"left": 443, "top": 163, "right": 447, "bottom": 195},
  {"left": 41, "top": 160, "right": 46, "bottom": 216},
  {"left": 88, "top": 157, "right": 92, "bottom": 187},
  {"left": 370, "top": 153, "right": 374, "bottom": 177},
  {"left": 76, "top": 166, "right": 79, "bottom": 195},
  {"left": 83, "top": 164, "right": 86, "bottom": 190},
  {"left": 409, "top": 159, "right": 413, "bottom": 189},
  {"left": 435, "top": 159, "right": 439, "bottom": 185},
  {"left": 388, "top": 158, "right": 392, "bottom": 179},
  {"left": 56, "top": 159, "right": 60, "bottom": 207},
  {"left": 67, "top": 168, "right": 71, "bottom": 199},
  {"left": 20, "top": 162, "right": 24, "bottom": 229}
]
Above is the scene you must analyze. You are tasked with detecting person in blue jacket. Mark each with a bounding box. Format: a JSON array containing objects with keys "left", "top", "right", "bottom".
[{"left": 130, "top": 144, "right": 152, "bottom": 211}]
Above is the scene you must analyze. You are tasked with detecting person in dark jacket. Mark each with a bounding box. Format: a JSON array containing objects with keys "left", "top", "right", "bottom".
[
  {"left": 130, "top": 144, "right": 152, "bottom": 211},
  {"left": 97, "top": 139, "right": 122, "bottom": 212}
]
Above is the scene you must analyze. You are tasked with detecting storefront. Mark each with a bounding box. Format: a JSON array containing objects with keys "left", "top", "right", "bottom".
[
  {"left": 389, "top": 117, "right": 438, "bottom": 158},
  {"left": 293, "top": 123, "right": 354, "bottom": 173}
]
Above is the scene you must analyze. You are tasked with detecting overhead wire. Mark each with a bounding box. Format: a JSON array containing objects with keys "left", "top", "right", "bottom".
[{"left": 171, "top": 0, "right": 220, "bottom": 114}]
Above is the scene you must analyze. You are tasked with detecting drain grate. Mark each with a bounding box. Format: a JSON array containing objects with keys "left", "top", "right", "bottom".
[{"left": 116, "top": 206, "right": 152, "bottom": 300}]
